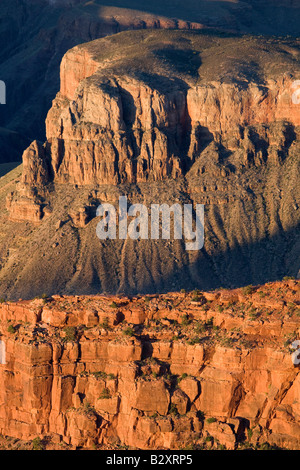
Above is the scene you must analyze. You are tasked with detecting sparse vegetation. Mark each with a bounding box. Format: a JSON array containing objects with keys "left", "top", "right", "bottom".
[
  {"left": 7, "top": 324, "right": 16, "bottom": 334},
  {"left": 169, "top": 404, "right": 179, "bottom": 416},
  {"left": 242, "top": 285, "right": 254, "bottom": 296},
  {"left": 62, "top": 326, "right": 77, "bottom": 342},
  {"left": 206, "top": 417, "right": 217, "bottom": 424},
  {"left": 180, "top": 314, "right": 191, "bottom": 327},
  {"left": 283, "top": 333, "right": 297, "bottom": 349},
  {"left": 187, "top": 336, "right": 201, "bottom": 345},
  {"left": 99, "top": 388, "right": 111, "bottom": 400},
  {"left": 178, "top": 373, "right": 188, "bottom": 381},
  {"left": 123, "top": 326, "right": 135, "bottom": 337},
  {"left": 99, "top": 317, "right": 110, "bottom": 330},
  {"left": 191, "top": 290, "right": 202, "bottom": 302},
  {"left": 83, "top": 402, "right": 97, "bottom": 417},
  {"left": 32, "top": 437, "right": 44, "bottom": 451}
]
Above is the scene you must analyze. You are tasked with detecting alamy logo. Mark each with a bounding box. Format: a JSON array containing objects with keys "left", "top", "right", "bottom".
[
  {"left": 96, "top": 197, "right": 204, "bottom": 251},
  {"left": 292, "top": 80, "right": 300, "bottom": 105},
  {"left": 290, "top": 340, "right": 300, "bottom": 366},
  {"left": 0, "top": 340, "right": 5, "bottom": 365},
  {"left": 0, "top": 81, "right": 6, "bottom": 104}
]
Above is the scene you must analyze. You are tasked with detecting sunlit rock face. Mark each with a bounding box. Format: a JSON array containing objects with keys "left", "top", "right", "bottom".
[
  {"left": 0, "top": 280, "right": 299, "bottom": 449},
  {"left": 1, "top": 30, "right": 299, "bottom": 300}
]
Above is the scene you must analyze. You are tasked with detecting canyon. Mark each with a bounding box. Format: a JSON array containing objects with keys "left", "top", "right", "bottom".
[
  {"left": 0, "top": 30, "right": 298, "bottom": 300},
  {"left": 23, "top": 31, "right": 300, "bottom": 187},
  {"left": 0, "top": 279, "right": 299, "bottom": 450},
  {"left": 0, "top": 1, "right": 299, "bottom": 453},
  {"left": 1, "top": 0, "right": 300, "bottom": 163}
]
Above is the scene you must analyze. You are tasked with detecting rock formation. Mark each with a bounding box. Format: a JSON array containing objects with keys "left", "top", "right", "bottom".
[
  {"left": 15, "top": 32, "right": 300, "bottom": 188},
  {"left": 0, "top": 30, "right": 298, "bottom": 300},
  {"left": 0, "top": 280, "right": 299, "bottom": 449},
  {"left": 0, "top": 0, "right": 205, "bottom": 163},
  {"left": 1, "top": 1, "right": 300, "bottom": 164}
]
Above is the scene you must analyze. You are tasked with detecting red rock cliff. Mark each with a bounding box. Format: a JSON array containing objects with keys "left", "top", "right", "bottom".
[
  {"left": 0, "top": 280, "right": 299, "bottom": 450},
  {"left": 14, "top": 31, "right": 300, "bottom": 189}
]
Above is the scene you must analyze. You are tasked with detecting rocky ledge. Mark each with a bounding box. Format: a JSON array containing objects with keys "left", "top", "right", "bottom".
[
  {"left": 7, "top": 30, "right": 300, "bottom": 223},
  {"left": 1, "top": 30, "right": 299, "bottom": 300},
  {"left": 17, "top": 31, "right": 300, "bottom": 190},
  {"left": 0, "top": 279, "right": 299, "bottom": 450}
]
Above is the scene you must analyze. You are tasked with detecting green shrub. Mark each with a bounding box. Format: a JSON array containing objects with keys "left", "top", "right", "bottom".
[
  {"left": 93, "top": 371, "right": 107, "bottom": 379},
  {"left": 63, "top": 326, "right": 77, "bottom": 342},
  {"left": 187, "top": 337, "right": 201, "bottom": 345},
  {"left": 248, "top": 312, "right": 258, "bottom": 321},
  {"left": 32, "top": 437, "right": 44, "bottom": 451},
  {"left": 99, "top": 388, "right": 111, "bottom": 399},
  {"left": 169, "top": 403, "right": 179, "bottom": 416},
  {"left": 7, "top": 324, "right": 16, "bottom": 334},
  {"left": 123, "top": 326, "right": 135, "bottom": 337},
  {"left": 194, "top": 318, "right": 213, "bottom": 334},
  {"left": 220, "top": 336, "right": 234, "bottom": 347},
  {"left": 181, "top": 314, "right": 191, "bottom": 326},
  {"left": 258, "top": 291, "right": 266, "bottom": 298},
  {"left": 206, "top": 417, "right": 217, "bottom": 424},
  {"left": 100, "top": 317, "right": 110, "bottom": 330},
  {"left": 242, "top": 285, "right": 254, "bottom": 295},
  {"left": 82, "top": 401, "right": 97, "bottom": 416}
]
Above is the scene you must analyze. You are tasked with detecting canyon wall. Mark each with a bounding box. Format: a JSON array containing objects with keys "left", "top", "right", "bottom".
[
  {"left": 0, "top": 280, "right": 299, "bottom": 449},
  {"left": 1, "top": 0, "right": 300, "bottom": 163},
  {"left": 0, "top": 31, "right": 298, "bottom": 300},
  {"left": 17, "top": 35, "right": 300, "bottom": 187},
  {"left": 0, "top": 0, "right": 204, "bottom": 161}
]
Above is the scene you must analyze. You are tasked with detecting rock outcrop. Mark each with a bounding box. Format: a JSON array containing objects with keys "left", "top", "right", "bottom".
[
  {"left": 1, "top": 0, "right": 300, "bottom": 164},
  {"left": 15, "top": 32, "right": 300, "bottom": 188},
  {"left": 0, "top": 280, "right": 299, "bottom": 450},
  {"left": 0, "top": 0, "right": 206, "bottom": 163},
  {"left": 0, "top": 30, "right": 298, "bottom": 300}
]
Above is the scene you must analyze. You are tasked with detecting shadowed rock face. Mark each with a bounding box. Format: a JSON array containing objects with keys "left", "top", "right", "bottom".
[
  {"left": 0, "top": 280, "right": 299, "bottom": 450},
  {"left": 1, "top": 30, "right": 299, "bottom": 300},
  {"left": 1, "top": 0, "right": 300, "bottom": 163},
  {"left": 16, "top": 31, "right": 300, "bottom": 187},
  {"left": 0, "top": 0, "right": 205, "bottom": 162}
]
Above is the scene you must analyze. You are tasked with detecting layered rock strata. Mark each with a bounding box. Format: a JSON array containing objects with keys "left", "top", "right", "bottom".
[
  {"left": 1, "top": 31, "right": 299, "bottom": 299},
  {"left": 16, "top": 33, "right": 300, "bottom": 189},
  {"left": 0, "top": 280, "right": 299, "bottom": 450},
  {"left": 10, "top": 31, "right": 300, "bottom": 219}
]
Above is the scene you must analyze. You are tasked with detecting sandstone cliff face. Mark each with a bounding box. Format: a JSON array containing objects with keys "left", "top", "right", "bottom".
[
  {"left": 0, "top": 0, "right": 205, "bottom": 163},
  {"left": 31, "top": 37, "right": 300, "bottom": 187},
  {"left": 0, "top": 280, "right": 299, "bottom": 450},
  {"left": 1, "top": 31, "right": 299, "bottom": 300},
  {"left": 1, "top": 0, "right": 300, "bottom": 164},
  {"left": 12, "top": 31, "right": 300, "bottom": 189}
]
